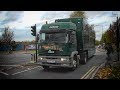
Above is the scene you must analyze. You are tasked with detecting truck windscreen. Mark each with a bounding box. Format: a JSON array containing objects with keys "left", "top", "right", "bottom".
[{"left": 40, "top": 33, "right": 68, "bottom": 43}]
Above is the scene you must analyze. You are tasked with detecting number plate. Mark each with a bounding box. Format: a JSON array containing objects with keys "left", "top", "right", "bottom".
[{"left": 47, "top": 60, "right": 55, "bottom": 63}]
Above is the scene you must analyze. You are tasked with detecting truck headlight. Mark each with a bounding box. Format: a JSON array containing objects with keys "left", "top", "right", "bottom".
[
  {"left": 38, "top": 57, "right": 43, "bottom": 60},
  {"left": 61, "top": 58, "right": 69, "bottom": 61}
]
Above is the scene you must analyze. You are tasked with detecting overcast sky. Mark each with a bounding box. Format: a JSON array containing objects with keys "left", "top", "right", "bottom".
[{"left": 0, "top": 11, "right": 120, "bottom": 41}]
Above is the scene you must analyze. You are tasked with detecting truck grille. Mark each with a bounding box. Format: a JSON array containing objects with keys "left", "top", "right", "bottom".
[
  {"left": 45, "top": 57, "right": 59, "bottom": 59},
  {"left": 42, "top": 62, "right": 60, "bottom": 65}
]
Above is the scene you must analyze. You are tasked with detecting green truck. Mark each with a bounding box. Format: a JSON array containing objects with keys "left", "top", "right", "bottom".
[{"left": 37, "top": 18, "right": 95, "bottom": 70}]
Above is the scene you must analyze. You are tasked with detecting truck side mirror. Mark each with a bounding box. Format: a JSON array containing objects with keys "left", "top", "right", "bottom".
[{"left": 69, "top": 35, "right": 74, "bottom": 44}]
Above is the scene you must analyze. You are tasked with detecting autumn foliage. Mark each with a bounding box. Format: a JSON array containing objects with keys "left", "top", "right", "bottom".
[{"left": 101, "top": 18, "right": 120, "bottom": 46}]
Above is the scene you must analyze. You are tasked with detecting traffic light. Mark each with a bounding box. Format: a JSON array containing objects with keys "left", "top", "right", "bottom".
[{"left": 31, "top": 24, "right": 36, "bottom": 36}]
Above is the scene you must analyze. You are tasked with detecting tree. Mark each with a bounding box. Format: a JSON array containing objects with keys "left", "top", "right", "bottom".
[
  {"left": 100, "top": 32, "right": 106, "bottom": 44},
  {"left": 106, "top": 30, "right": 116, "bottom": 44},
  {"left": 103, "top": 27, "right": 117, "bottom": 45},
  {"left": 70, "top": 11, "right": 86, "bottom": 18},
  {"left": 95, "top": 40, "right": 100, "bottom": 46},
  {"left": 1, "top": 27, "right": 15, "bottom": 51},
  {"left": 2, "top": 27, "right": 14, "bottom": 44},
  {"left": 0, "top": 36, "right": 2, "bottom": 47}
]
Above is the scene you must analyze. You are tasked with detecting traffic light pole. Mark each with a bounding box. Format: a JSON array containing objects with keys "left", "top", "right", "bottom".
[
  {"left": 35, "top": 24, "right": 37, "bottom": 62},
  {"left": 31, "top": 24, "right": 37, "bottom": 62}
]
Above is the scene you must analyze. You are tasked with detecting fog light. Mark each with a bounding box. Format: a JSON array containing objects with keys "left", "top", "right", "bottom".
[
  {"left": 62, "top": 64, "right": 69, "bottom": 66},
  {"left": 61, "top": 58, "right": 66, "bottom": 61}
]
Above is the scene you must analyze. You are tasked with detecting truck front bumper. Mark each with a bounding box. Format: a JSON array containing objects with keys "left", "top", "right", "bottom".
[{"left": 36, "top": 56, "right": 72, "bottom": 68}]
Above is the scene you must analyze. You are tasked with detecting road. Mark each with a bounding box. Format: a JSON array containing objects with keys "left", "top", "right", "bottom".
[
  {"left": 0, "top": 49, "right": 107, "bottom": 79},
  {"left": 0, "top": 51, "right": 31, "bottom": 65}
]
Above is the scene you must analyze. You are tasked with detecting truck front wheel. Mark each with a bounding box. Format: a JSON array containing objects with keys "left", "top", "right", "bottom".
[{"left": 70, "top": 55, "right": 78, "bottom": 71}]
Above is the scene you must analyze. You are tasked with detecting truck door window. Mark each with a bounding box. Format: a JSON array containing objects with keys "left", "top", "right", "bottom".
[{"left": 70, "top": 31, "right": 76, "bottom": 44}]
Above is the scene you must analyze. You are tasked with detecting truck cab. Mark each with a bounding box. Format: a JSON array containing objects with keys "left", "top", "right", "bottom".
[{"left": 37, "top": 21, "right": 80, "bottom": 70}]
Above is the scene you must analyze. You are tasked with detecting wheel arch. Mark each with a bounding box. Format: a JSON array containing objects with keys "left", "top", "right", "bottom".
[{"left": 70, "top": 51, "right": 78, "bottom": 58}]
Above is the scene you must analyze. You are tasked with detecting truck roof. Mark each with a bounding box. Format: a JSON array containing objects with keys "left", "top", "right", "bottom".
[
  {"left": 55, "top": 18, "right": 83, "bottom": 24},
  {"left": 41, "top": 22, "right": 76, "bottom": 31}
]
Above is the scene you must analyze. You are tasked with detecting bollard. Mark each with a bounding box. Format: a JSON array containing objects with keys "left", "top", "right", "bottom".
[
  {"left": 34, "top": 53, "right": 37, "bottom": 63},
  {"left": 30, "top": 54, "right": 33, "bottom": 63},
  {"left": 30, "top": 54, "right": 35, "bottom": 63},
  {"left": 30, "top": 53, "right": 37, "bottom": 63},
  {"left": 34, "top": 53, "right": 36, "bottom": 62}
]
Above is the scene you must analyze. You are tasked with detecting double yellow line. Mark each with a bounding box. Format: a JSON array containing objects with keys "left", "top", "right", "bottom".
[{"left": 81, "top": 66, "right": 97, "bottom": 79}]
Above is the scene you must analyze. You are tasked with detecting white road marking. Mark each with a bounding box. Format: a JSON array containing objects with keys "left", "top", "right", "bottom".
[
  {"left": 0, "top": 71, "right": 9, "bottom": 75},
  {"left": 81, "top": 66, "right": 96, "bottom": 79},
  {"left": 6, "top": 67, "right": 14, "bottom": 70},
  {"left": 11, "top": 66, "right": 42, "bottom": 76},
  {"left": 0, "top": 65, "right": 20, "bottom": 67}
]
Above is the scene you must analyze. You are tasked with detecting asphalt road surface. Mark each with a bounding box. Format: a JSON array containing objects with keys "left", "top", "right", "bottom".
[{"left": 0, "top": 49, "right": 107, "bottom": 79}]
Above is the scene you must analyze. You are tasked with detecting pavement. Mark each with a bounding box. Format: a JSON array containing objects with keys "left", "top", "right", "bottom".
[{"left": 0, "top": 50, "right": 35, "bottom": 55}]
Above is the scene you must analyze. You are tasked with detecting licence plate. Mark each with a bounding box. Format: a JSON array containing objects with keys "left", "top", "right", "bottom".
[{"left": 47, "top": 60, "right": 55, "bottom": 63}]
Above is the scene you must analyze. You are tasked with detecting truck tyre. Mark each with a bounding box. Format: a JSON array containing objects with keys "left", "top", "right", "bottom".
[
  {"left": 70, "top": 55, "right": 78, "bottom": 71},
  {"left": 43, "top": 66, "right": 49, "bottom": 70},
  {"left": 80, "top": 52, "right": 88, "bottom": 64}
]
